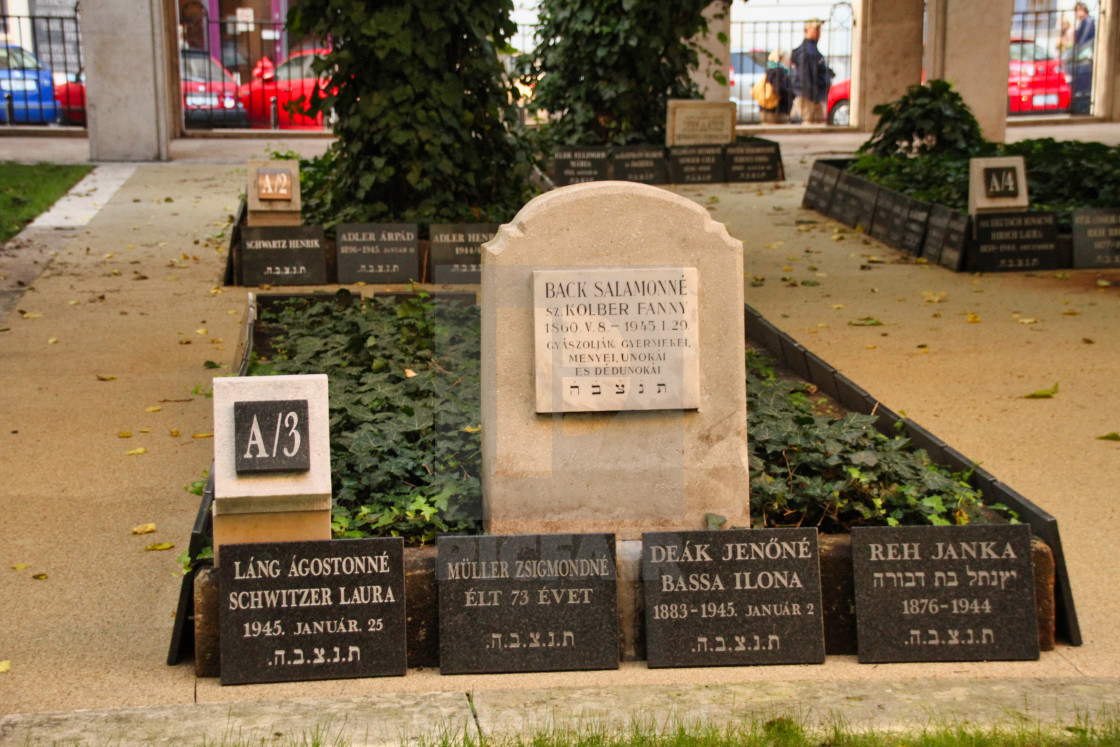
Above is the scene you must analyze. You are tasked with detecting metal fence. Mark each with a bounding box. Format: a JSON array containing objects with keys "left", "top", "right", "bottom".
[
  {"left": 1, "top": 11, "right": 83, "bottom": 126},
  {"left": 1009, "top": 8, "right": 1094, "bottom": 115},
  {"left": 729, "top": 5, "right": 854, "bottom": 125},
  {"left": 178, "top": 12, "right": 330, "bottom": 131}
]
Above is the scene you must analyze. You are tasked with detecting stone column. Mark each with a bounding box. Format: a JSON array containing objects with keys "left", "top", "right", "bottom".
[
  {"left": 689, "top": 1, "right": 732, "bottom": 102},
  {"left": 851, "top": 0, "right": 924, "bottom": 131},
  {"left": 82, "top": 0, "right": 173, "bottom": 161},
  {"left": 1097, "top": 0, "right": 1120, "bottom": 120},
  {"left": 924, "top": 0, "right": 1014, "bottom": 142}
]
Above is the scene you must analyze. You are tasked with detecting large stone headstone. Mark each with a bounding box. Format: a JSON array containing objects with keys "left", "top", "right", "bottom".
[
  {"left": 212, "top": 375, "right": 332, "bottom": 562},
  {"left": 481, "top": 181, "right": 750, "bottom": 538}
]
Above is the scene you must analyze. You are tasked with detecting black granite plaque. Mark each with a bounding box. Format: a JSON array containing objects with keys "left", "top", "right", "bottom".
[
  {"left": 725, "top": 140, "right": 784, "bottom": 182},
  {"left": 233, "top": 399, "right": 310, "bottom": 474},
  {"left": 830, "top": 172, "right": 878, "bottom": 230},
  {"left": 922, "top": 205, "right": 970, "bottom": 271},
  {"left": 642, "top": 529, "right": 824, "bottom": 668},
  {"left": 870, "top": 188, "right": 906, "bottom": 248},
  {"left": 336, "top": 223, "right": 420, "bottom": 284},
  {"left": 972, "top": 211, "right": 1060, "bottom": 272},
  {"left": 437, "top": 533, "right": 618, "bottom": 674},
  {"left": 241, "top": 226, "right": 327, "bottom": 286},
  {"left": 611, "top": 145, "right": 667, "bottom": 184},
  {"left": 553, "top": 146, "right": 610, "bottom": 186},
  {"left": 668, "top": 145, "right": 726, "bottom": 183},
  {"left": 900, "top": 199, "right": 931, "bottom": 256},
  {"left": 802, "top": 161, "right": 841, "bottom": 212},
  {"left": 1072, "top": 208, "right": 1120, "bottom": 269},
  {"left": 219, "top": 538, "right": 407, "bottom": 685},
  {"left": 983, "top": 166, "right": 1020, "bottom": 198},
  {"left": 429, "top": 223, "right": 498, "bottom": 284},
  {"left": 852, "top": 524, "right": 1038, "bottom": 663}
]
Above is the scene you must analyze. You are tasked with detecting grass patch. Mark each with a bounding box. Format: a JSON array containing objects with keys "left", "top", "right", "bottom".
[{"left": 0, "top": 161, "right": 92, "bottom": 243}]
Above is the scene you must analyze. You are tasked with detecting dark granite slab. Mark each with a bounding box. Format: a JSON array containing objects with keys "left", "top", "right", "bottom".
[
  {"left": 553, "top": 146, "right": 610, "bottom": 186},
  {"left": 972, "top": 211, "right": 1060, "bottom": 272},
  {"left": 725, "top": 140, "right": 783, "bottom": 182},
  {"left": 437, "top": 533, "right": 619, "bottom": 674},
  {"left": 642, "top": 529, "right": 825, "bottom": 668},
  {"left": 241, "top": 226, "right": 327, "bottom": 286},
  {"left": 429, "top": 224, "right": 498, "bottom": 284},
  {"left": 1072, "top": 208, "right": 1120, "bottom": 269},
  {"left": 233, "top": 399, "right": 310, "bottom": 473},
  {"left": 612, "top": 145, "right": 667, "bottom": 184},
  {"left": 852, "top": 524, "right": 1039, "bottom": 663},
  {"left": 336, "top": 223, "right": 420, "bottom": 284},
  {"left": 219, "top": 538, "right": 407, "bottom": 685},
  {"left": 667, "top": 146, "right": 726, "bottom": 183}
]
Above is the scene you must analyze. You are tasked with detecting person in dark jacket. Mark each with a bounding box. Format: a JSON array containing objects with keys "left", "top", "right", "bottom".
[{"left": 791, "top": 19, "right": 834, "bottom": 125}]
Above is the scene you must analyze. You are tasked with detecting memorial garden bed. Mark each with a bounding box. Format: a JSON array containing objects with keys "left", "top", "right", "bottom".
[{"left": 176, "top": 291, "right": 1078, "bottom": 675}]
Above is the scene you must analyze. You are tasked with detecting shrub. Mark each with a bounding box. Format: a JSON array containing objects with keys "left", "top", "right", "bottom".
[
  {"left": 519, "top": 0, "right": 726, "bottom": 146},
  {"left": 286, "top": 0, "right": 539, "bottom": 227}
]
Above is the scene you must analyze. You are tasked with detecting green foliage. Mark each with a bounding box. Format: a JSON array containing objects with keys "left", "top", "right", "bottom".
[
  {"left": 744, "top": 351, "right": 1005, "bottom": 532},
  {"left": 0, "top": 162, "right": 93, "bottom": 243},
  {"left": 286, "top": 1, "right": 539, "bottom": 228},
  {"left": 176, "top": 545, "right": 213, "bottom": 575},
  {"left": 184, "top": 469, "right": 210, "bottom": 497},
  {"left": 256, "top": 291, "right": 483, "bottom": 543},
  {"left": 847, "top": 152, "right": 972, "bottom": 212},
  {"left": 519, "top": 0, "right": 723, "bottom": 146},
  {"left": 255, "top": 299, "right": 1012, "bottom": 542},
  {"left": 849, "top": 137, "right": 1120, "bottom": 231},
  {"left": 859, "top": 80, "right": 986, "bottom": 159}
]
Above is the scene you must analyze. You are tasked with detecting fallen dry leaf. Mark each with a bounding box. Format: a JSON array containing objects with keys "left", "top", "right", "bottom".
[
  {"left": 0, "top": 661, "right": 10, "bottom": 674},
  {"left": 404, "top": 369, "right": 418, "bottom": 378},
  {"left": 1096, "top": 432, "right": 1120, "bottom": 441},
  {"left": 462, "top": 424, "right": 482, "bottom": 433},
  {"left": 32, "top": 573, "right": 48, "bottom": 580},
  {"left": 11, "top": 563, "right": 29, "bottom": 570},
  {"left": 47, "top": 337, "right": 58, "bottom": 345},
  {"left": 1018, "top": 318, "right": 1037, "bottom": 325},
  {"left": 169, "top": 429, "right": 180, "bottom": 437},
  {"left": 967, "top": 313, "right": 981, "bottom": 323},
  {"left": 118, "top": 431, "right": 132, "bottom": 438},
  {"left": 126, "top": 447, "right": 148, "bottom": 456},
  {"left": 145, "top": 406, "right": 162, "bottom": 413},
  {"left": 1023, "top": 382, "right": 1059, "bottom": 399},
  {"left": 143, "top": 542, "right": 175, "bottom": 552},
  {"left": 192, "top": 433, "right": 213, "bottom": 439},
  {"left": 96, "top": 374, "right": 118, "bottom": 382},
  {"left": 131, "top": 523, "right": 156, "bottom": 535},
  {"left": 195, "top": 328, "right": 207, "bottom": 335}
]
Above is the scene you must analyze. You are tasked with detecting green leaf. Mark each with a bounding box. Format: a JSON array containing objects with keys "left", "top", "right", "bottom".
[
  {"left": 1096, "top": 432, "right": 1120, "bottom": 441},
  {"left": 705, "top": 513, "right": 727, "bottom": 531},
  {"left": 1023, "top": 382, "right": 1059, "bottom": 399}
]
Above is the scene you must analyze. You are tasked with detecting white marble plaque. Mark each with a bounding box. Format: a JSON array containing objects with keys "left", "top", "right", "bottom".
[{"left": 534, "top": 268, "right": 699, "bottom": 413}]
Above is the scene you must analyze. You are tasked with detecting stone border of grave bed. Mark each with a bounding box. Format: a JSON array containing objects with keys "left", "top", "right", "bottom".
[
  {"left": 167, "top": 291, "right": 1080, "bottom": 676},
  {"left": 802, "top": 159, "right": 1120, "bottom": 273}
]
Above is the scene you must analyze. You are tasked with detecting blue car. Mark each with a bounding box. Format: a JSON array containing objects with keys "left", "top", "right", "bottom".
[{"left": 0, "top": 44, "right": 59, "bottom": 124}]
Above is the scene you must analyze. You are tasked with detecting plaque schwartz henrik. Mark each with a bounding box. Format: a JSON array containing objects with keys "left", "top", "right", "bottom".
[{"left": 534, "top": 268, "right": 699, "bottom": 413}]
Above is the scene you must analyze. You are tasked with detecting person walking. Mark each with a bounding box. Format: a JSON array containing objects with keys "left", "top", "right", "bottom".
[{"left": 791, "top": 19, "right": 834, "bottom": 125}]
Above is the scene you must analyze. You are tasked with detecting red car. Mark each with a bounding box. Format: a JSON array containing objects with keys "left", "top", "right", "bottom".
[
  {"left": 1008, "top": 38, "right": 1071, "bottom": 113},
  {"left": 825, "top": 39, "right": 1071, "bottom": 125},
  {"left": 236, "top": 48, "right": 332, "bottom": 129},
  {"left": 54, "top": 50, "right": 247, "bottom": 128}
]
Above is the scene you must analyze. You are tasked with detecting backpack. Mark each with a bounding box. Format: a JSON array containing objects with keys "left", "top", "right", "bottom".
[{"left": 751, "top": 76, "right": 780, "bottom": 109}]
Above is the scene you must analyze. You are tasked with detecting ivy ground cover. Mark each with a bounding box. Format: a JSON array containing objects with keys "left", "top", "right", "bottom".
[{"left": 254, "top": 293, "right": 1007, "bottom": 543}]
